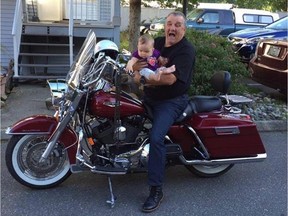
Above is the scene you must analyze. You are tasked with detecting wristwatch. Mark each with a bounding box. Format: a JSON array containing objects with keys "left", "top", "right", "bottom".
[{"left": 140, "top": 76, "right": 146, "bottom": 85}]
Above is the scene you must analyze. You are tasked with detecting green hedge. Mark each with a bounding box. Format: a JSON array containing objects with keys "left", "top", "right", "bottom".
[{"left": 185, "top": 29, "right": 249, "bottom": 95}]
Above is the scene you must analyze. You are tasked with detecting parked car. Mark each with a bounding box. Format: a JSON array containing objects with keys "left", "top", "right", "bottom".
[
  {"left": 248, "top": 37, "right": 288, "bottom": 94},
  {"left": 140, "top": 17, "right": 165, "bottom": 35},
  {"left": 228, "top": 16, "right": 287, "bottom": 63},
  {"left": 185, "top": 7, "right": 278, "bottom": 36},
  {"left": 149, "top": 17, "right": 165, "bottom": 32},
  {"left": 140, "top": 22, "right": 152, "bottom": 35}
]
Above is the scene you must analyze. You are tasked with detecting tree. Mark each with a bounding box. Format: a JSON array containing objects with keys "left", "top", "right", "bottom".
[
  {"left": 267, "top": 0, "right": 287, "bottom": 12},
  {"left": 128, "top": 0, "right": 141, "bottom": 51}
]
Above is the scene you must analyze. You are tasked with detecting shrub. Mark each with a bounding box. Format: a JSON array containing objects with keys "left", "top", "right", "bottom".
[
  {"left": 120, "top": 29, "right": 250, "bottom": 95},
  {"left": 120, "top": 30, "right": 129, "bottom": 51},
  {"left": 185, "top": 29, "right": 249, "bottom": 95}
]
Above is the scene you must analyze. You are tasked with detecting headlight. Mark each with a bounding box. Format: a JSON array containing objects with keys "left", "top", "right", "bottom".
[
  {"left": 246, "top": 37, "right": 262, "bottom": 44},
  {"left": 229, "top": 37, "right": 246, "bottom": 44},
  {"left": 154, "top": 23, "right": 164, "bottom": 30},
  {"left": 246, "top": 36, "right": 273, "bottom": 44}
]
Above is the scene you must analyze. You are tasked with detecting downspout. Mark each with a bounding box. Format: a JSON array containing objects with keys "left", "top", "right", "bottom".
[
  {"left": 69, "top": 0, "right": 74, "bottom": 66},
  {"left": 113, "top": 0, "right": 121, "bottom": 46}
]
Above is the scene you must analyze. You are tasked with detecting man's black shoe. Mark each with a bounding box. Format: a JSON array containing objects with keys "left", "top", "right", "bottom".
[{"left": 142, "top": 186, "right": 163, "bottom": 213}]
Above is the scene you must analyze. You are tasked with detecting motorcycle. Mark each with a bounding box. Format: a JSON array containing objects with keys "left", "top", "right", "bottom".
[{"left": 5, "top": 31, "right": 266, "bottom": 207}]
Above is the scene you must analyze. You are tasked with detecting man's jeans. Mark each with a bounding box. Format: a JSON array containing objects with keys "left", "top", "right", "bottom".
[{"left": 144, "top": 94, "right": 189, "bottom": 186}]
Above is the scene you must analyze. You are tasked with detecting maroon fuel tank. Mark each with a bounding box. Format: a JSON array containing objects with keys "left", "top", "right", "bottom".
[{"left": 88, "top": 90, "right": 145, "bottom": 118}]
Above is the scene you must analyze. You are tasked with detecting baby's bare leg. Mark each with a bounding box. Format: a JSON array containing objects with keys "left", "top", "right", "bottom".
[
  {"left": 148, "top": 65, "right": 176, "bottom": 81},
  {"left": 158, "top": 65, "right": 176, "bottom": 74}
]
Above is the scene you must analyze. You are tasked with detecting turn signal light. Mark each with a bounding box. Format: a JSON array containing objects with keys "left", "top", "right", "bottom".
[{"left": 54, "top": 111, "right": 59, "bottom": 122}]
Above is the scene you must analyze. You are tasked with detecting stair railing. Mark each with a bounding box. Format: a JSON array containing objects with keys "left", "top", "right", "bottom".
[
  {"left": 69, "top": 0, "right": 74, "bottom": 66},
  {"left": 12, "top": 0, "right": 24, "bottom": 77}
]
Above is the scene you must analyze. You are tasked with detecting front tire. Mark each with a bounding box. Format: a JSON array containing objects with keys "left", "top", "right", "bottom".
[
  {"left": 5, "top": 135, "right": 71, "bottom": 189},
  {"left": 185, "top": 164, "right": 234, "bottom": 178}
]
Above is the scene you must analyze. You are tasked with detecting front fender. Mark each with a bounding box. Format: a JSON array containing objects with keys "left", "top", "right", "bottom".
[
  {"left": 6, "top": 115, "right": 78, "bottom": 164},
  {"left": 7, "top": 115, "right": 58, "bottom": 135}
]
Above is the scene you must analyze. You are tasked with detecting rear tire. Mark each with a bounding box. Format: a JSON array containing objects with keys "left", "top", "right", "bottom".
[
  {"left": 185, "top": 164, "right": 234, "bottom": 178},
  {"left": 5, "top": 135, "right": 71, "bottom": 189}
]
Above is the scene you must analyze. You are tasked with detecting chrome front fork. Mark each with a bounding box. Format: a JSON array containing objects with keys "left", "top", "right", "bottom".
[{"left": 39, "top": 91, "right": 84, "bottom": 163}]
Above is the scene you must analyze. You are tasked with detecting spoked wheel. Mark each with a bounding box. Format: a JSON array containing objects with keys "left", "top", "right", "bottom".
[
  {"left": 5, "top": 135, "right": 71, "bottom": 189},
  {"left": 185, "top": 164, "right": 234, "bottom": 178}
]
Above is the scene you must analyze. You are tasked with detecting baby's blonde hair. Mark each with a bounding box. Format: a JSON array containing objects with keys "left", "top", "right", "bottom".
[{"left": 138, "top": 34, "right": 154, "bottom": 46}]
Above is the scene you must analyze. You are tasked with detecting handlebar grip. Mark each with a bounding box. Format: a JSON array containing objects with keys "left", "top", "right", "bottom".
[{"left": 127, "top": 70, "right": 135, "bottom": 77}]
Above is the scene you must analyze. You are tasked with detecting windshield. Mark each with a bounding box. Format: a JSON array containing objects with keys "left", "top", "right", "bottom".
[
  {"left": 66, "top": 30, "right": 97, "bottom": 89},
  {"left": 186, "top": 9, "right": 203, "bottom": 21},
  {"left": 266, "top": 16, "right": 288, "bottom": 30}
]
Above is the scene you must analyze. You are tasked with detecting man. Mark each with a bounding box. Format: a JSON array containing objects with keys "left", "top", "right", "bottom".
[{"left": 132, "top": 11, "right": 196, "bottom": 212}]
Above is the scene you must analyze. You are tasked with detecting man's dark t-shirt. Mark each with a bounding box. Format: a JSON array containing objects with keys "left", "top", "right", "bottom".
[{"left": 144, "top": 36, "right": 196, "bottom": 100}]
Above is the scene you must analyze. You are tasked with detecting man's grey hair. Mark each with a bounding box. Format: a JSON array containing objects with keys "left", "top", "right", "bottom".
[{"left": 166, "top": 11, "right": 187, "bottom": 26}]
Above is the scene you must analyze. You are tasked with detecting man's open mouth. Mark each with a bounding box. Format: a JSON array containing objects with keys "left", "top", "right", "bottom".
[{"left": 168, "top": 33, "right": 176, "bottom": 37}]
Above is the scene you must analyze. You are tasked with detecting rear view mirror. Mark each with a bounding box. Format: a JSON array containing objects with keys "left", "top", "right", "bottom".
[{"left": 197, "top": 18, "right": 204, "bottom": 24}]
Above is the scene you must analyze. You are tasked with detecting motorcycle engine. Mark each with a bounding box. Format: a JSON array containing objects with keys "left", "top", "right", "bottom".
[
  {"left": 87, "top": 116, "right": 148, "bottom": 169},
  {"left": 90, "top": 115, "right": 144, "bottom": 144}
]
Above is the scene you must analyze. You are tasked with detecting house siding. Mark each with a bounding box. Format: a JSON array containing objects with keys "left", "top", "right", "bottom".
[
  {"left": 100, "top": 0, "right": 112, "bottom": 21},
  {"left": 1, "top": 0, "right": 16, "bottom": 74}
]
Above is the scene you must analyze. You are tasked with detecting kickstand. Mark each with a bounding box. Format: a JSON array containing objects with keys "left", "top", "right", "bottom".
[{"left": 106, "top": 175, "right": 116, "bottom": 208}]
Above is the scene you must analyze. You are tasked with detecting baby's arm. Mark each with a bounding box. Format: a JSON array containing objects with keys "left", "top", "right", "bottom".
[{"left": 126, "top": 57, "right": 138, "bottom": 71}]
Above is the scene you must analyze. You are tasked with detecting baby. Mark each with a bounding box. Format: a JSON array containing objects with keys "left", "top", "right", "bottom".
[{"left": 126, "top": 34, "right": 175, "bottom": 82}]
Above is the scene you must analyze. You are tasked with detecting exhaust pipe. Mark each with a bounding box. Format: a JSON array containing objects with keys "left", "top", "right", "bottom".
[{"left": 179, "top": 153, "right": 267, "bottom": 165}]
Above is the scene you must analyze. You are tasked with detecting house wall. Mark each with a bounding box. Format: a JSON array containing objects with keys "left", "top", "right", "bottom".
[
  {"left": 120, "top": 7, "right": 174, "bottom": 31},
  {"left": 0, "top": 0, "right": 16, "bottom": 74}
]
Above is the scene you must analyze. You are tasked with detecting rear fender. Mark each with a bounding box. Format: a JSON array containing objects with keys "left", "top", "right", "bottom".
[{"left": 6, "top": 115, "right": 78, "bottom": 164}]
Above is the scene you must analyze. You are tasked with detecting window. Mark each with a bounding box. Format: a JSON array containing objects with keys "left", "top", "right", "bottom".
[
  {"left": 65, "top": 0, "right": 113, "bottom": 22},
  {"left": 259, "top": 16, "right": 273, "bottom": 24},
  {"left": 243, "top": 14, "right": 273, "bottom": 24},
  {"left": 202, "top": 12, "right": 219, "bottom": 23},
  {"left": 267, "top": 17, "right": 288, "bottom": 30}
]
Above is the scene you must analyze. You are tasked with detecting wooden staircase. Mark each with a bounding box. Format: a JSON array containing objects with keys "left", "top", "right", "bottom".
[{"left": 17, "top": 33, "right": 71, "bottom": 79}]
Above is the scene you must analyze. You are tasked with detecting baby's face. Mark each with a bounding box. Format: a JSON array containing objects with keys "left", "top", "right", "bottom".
[{"left": 137, "top": 42, "right": 154, "bottom": 59}]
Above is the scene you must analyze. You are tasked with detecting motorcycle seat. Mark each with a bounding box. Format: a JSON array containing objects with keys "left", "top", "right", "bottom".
[
  {"left": 143, "top": 96, "right": 222, "bottom": 123},
  {"left": 175, "top": 96, "right": 222, "bottom": 123}
]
